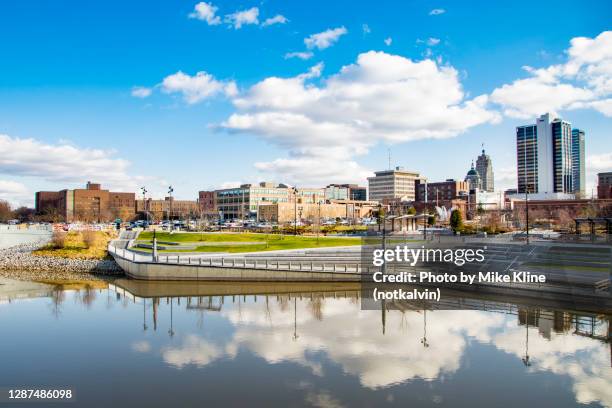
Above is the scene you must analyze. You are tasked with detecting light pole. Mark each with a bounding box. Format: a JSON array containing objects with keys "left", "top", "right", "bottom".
[
  {"left": 525, "top": 188, "right": 529, "bottom": 245},
  {"left": 168, "top": 185, "right": 174, "bottom": 231},
  {"left": 294, "top": 187, "right": 299, "bottom": 235},
  {"left": 140, "top": 186, "right": 148, "bottom": 227}
]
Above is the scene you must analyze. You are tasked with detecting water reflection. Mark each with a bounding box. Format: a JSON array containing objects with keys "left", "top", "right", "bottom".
[
  {"left": 0, "top": 280, "right": 610, "bottom": 407},
  {"left": 108, "top": 281, "right": 612, "bottom": 404}
]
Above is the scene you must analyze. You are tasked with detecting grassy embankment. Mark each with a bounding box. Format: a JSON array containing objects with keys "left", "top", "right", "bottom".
[
  {"left": 33, "top": 230, "right": 116, "bottom": 260},
  {"left": 137, "top": 232, "right": 361, "bottom": 253}
]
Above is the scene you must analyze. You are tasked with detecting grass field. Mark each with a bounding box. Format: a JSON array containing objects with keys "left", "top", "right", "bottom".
[{"left": 137, "top": 232, "right": 361, "bottom": 253}]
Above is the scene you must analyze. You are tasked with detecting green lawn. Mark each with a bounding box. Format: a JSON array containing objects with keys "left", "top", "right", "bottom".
[{"left": 137, "top": 232, "right": 361, "bottom": 253}]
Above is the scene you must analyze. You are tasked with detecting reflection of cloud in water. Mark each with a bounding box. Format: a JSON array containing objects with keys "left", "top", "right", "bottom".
[
  {"left": 131, "top": 340, "right": 151, "bottom": 353},
  {"left": 494, "top": 325, "right": 612, "bottom": 407},
  {"left": 149, "top": 297, "right": 610, "bottom": 407},
  {"left": 162, "top": 335, "right": 222, "bottom": 368},
  {"left": 223, "top": 299, "right": 505, "bottom": 388}
]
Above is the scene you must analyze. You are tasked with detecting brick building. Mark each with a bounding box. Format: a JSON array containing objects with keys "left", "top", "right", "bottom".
[
  {"left": 416, "top": 179, "right": 469, "bottom": 202},
  {"left": 198, "top": 191, "right": 218, "bottom": 219},
  {"left": 135, "top": 197, "right": 199, "bottom": 221},
  {"left": 598, "top": 172, "right": 612, "bottom": 199},
  {"left": 35, "top": 182, "right": 135, "bottom": 222}
]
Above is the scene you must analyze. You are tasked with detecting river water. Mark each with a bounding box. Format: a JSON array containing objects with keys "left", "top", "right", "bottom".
[{"left": 0, "top": 279, "right": 610, "bottom": 407}]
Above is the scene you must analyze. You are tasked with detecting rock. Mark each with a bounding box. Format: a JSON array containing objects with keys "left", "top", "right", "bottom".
[{"left": 0, "top": 241, "right": 125, "bottom": 281}]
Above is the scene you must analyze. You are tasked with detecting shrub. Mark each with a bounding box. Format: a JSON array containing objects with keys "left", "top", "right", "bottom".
[
  {"left": 81, "top": 230, "right": 99, "bottom": 249},
  {"left": 51, "top": 231, "right": 67, "bottom": 249}
]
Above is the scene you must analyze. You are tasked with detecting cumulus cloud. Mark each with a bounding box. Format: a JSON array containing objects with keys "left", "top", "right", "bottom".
[
  {"left": 429, "top": 8, "right": 446, "bottom": 15},
  {"left": 161, "top": 71, "right": 237, "bottom": 104},
  {"left": 0, "top": 134, "right": 163, "bottom": 196},
  {"left": 0, "top": 180, "right": 30, "bottom": 207},
  {"left": 490, "top": 31, "right": 612, "bottom": 118},
  {"left": 223, "top": 51, "right": 500, "bottom": 184},
  {"left": 305, "top": 27, "right": 348, "bottom": 50},
  {"left": 262, "top": 14, "right": 288, "bottom": 27},
  {"left": 384, "top": 37, "right": 392, "bottom": 46},
  {"left": 131, "top": 86, "right": 152, "bottom": 98},
  {"left": 189, "top": 1, "right": 221, "bottom": 25},
  {"left": 225, "top": 7, "right": 259, "bottom": 29}
]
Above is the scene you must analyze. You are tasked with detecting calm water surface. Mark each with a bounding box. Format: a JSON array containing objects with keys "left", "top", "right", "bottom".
[{"left": 0, "top": 280, "right": 610, "bottom": 407}]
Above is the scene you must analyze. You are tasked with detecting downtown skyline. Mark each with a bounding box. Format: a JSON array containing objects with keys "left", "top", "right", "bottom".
[{"left": 1, "top": 0, "right": 611, "bottom": 206}]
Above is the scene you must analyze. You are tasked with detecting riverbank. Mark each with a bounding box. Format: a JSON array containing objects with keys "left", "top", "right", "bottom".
[{"left": 0, "top": 242, "right": 124, "bottom": 281}]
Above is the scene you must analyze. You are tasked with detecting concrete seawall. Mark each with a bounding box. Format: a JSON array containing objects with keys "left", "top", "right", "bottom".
[
  {"left": 110, "top": 239, "right": 364, "bottom": 282},
  {"left": 0, "top": 225, "right": 52, "bottom": 249}
]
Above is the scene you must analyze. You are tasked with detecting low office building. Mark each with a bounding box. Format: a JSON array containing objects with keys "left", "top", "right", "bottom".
[
  {"left": 136, "top": 197, "right": 199, "bottom": 221},
  {"left": 257, "top": 201, "right": 375, "bottom": 224},
  {"left": 35, "top": 182, "right": 135, "bottom": 223},
  {"left": 216, "top": 182, "right": 324, "bottom": 220},
  {"left": 325, "top": 184, "right": 367, "bottom": 201},
  {"left": 598, "top": 172, "right": 612, "bottom": 199},
  {"left": 198, "top": 191, "right": 218, "bottom": 219},
  {"left": 416, "top": 179, "right": 469, "bottom": 202}
]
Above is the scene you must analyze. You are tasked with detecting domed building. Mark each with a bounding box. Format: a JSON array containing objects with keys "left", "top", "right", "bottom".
[{"left": 465, "top": 161, "right": 481, "bottom": 191}]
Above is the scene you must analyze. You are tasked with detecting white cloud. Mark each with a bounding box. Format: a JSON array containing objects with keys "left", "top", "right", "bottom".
[
  {"left": 284, "top": 51, "right": 314, "bottom": 60},
  {"left": 384, "top": 37, "right": 392, "bottom": 46},
  {"left": 427, "top": 37, "right": 440, "bottom": 46},
  {"left": 304, "top": 27, "right": 348, "bottom": 50},
  {"left": 225, "top": 7, "right": 259, "bottom": 29},
  {"left": 0, "top": 134, "right": 163, "bottom": 197},
  {"left": 262, "top": 14, "right": 288, "bottom": 27},
  {"left": 362, "top": 24, "right": 371, "bottom": 35},
  {"left": 131, "top": 86, "right": 152, "bottom": 98},
  {"left": 223, "top": 51, "right": 500, "bottom": 184},
  {"left": 429, "top": 8, "right": 446, "bottom": 15},
  {"left": 585, "top": 151, "right": 612, "bottom": 197},
  {"left": 491, "top": 31, "right": 612, "bottom": 118},
  {"left": 189, "top": 2, "right": 221, "bottom": 25},
  {"left": 161, "top": 71, "right": 237, "bottom": 104},
  {"left": 0, "top": 180, "right": 30, "bottom": 207}
]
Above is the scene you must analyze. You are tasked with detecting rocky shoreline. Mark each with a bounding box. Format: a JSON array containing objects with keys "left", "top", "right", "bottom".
[{"left": 0, "top": 242, "right": 124, "bottom": 281}]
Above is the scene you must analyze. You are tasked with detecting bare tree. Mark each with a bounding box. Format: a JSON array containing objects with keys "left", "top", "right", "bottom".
[{"left": 0, "top": 200, "right": 12, "bottom": 222}]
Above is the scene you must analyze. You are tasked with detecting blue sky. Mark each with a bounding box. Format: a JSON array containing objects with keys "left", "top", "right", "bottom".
[{"left": 0, "top": 0, "right": 611, "bottom": 205}]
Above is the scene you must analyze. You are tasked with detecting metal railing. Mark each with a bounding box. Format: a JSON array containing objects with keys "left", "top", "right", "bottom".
[{"left": 108, "top": 243, "right": 366, "bottom": 274}]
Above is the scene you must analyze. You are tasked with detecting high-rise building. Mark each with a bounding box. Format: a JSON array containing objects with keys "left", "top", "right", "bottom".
[
  {"left": 475, "top": 148, "right": 494, "bottom": 192},
  {"left": 516, "top": 113, "right": 576, "bottom": 196},
  {"left": 367, "top": 167, "right": 421, "bottom": 202},
  {"left": 571, "top": 129, "right": 586, "bottom": 197}
]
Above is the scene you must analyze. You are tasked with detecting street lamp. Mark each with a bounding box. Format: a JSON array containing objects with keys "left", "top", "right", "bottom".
[
  {"left": 168, "top": 185, "right": 174, "bottom": 231},
  {"left": 140, "top": 186, "right": 148, "bottom": 227},
  {"left": 294, "top": 187, "right": 299, "bottom": 235}
]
